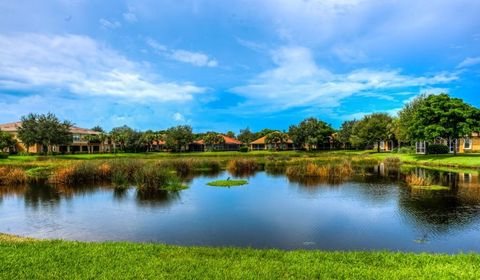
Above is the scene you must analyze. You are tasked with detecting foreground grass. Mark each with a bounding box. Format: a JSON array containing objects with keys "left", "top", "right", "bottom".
[{"left": 0, "top": 235, "right": 479, "bottom": 279}]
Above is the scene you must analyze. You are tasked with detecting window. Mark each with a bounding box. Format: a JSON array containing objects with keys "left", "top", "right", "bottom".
[
  {"left": 72, "top": 134, "right": 81, "bottom": 142},
  {"left": 464, "top": 138, "right": 472, "bottom": 150},
  {"left": 416, "top": 141, "right": 426, "bottom": 154}
]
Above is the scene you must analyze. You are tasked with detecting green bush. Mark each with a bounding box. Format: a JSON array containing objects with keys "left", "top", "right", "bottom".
[
  {"left": 427, "top": 144, "right": 449, "bottom": 154},
  {"left": 397, "top": 146, "right": 414, "bottom": 154},
  {"left": 239, "top": 146, "right": 249, "bottom": 153},
  {"left": 0, "top": 153, "right": 9, "bottom": 159}
]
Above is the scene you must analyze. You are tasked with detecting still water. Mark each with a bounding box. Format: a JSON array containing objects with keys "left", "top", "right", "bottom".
[{"left": 1, "top": 166, "right": 480, "bottom": 253}]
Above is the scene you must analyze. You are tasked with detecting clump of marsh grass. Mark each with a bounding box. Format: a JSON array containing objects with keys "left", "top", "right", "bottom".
[
  {"left": 383, "top": 157, "right": 401, "bottom": 167},
  {"left": 0, "top": 167, "right": 28, "bottom": 185},
  {"left": 405, "top": 173, "right": 433, "bottom": 187},
  {"left": 134, "top": 165, "right": 186, "bottom": 191},
  {"left": 285, "top": 160, "right": 353, "bottom": 182},
  {"left": 226, "top": 159, "right": 258, "bottom": 177}
]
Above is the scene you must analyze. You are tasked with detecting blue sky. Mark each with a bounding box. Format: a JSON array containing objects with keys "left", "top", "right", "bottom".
[{"left": 0, "top": 0, "right": 479, "bottom": 132}]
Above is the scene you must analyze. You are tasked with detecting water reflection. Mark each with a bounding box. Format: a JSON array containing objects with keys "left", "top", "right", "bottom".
[
  {"left": 1, "top": 165, "right": 480, "bottom": 252},
  {"left": 136, "top": 189, "right": 180, "bottom": 208}
]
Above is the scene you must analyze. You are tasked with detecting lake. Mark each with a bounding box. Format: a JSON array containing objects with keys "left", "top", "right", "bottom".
[{"left": 1, "top": 165, "right": 480, "bottom": 253}]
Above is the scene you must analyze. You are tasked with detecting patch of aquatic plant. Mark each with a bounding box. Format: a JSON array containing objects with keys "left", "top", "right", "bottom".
[
  {"left": 405, "top": 173, "right": 433, "bottom": 187},
  {"left": 207, "top": 179, "right": 248, "bottom": 187},
  {"left": 227, "top": 159, "right": 258, "bottom": 177},
  {"left": 25, "top": 166, "right": 54, "bottom": 179},
  {"left": 134, "top": 165, "right": 186, "bottom": 191},
  {"left": 0, "top": 166, "right": 28, "bottom": 185},
  {"left": 410, "top": 185, "right": 450, "bottom": 191},
  {"left": 383, "top": 157, "right": 402, "bottom": 166}
]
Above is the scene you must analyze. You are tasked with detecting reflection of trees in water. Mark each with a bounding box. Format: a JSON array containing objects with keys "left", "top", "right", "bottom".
[
  {"left": 23, "top": 183, "right": 61, "bottom": 209},
  {"left": 136, "top": 189, "right": 180, "bottom": 208},
  {"left": 181, "top": 170, "right": 222, "bottom": 183},
  {"left": 398, "top": 188, "right": 480, "bottom": 236},
  {"left": 227, "top": 169, "right": 258, "bottom": 178}
]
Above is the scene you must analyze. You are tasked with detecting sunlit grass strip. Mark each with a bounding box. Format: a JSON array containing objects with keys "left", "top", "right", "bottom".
[
  {"left": 207, "top": 179, "right": 248, "bottom": 187},
  {"left": 410, "top": 185, "right": 450, "bottom": 191},
  {"left": 1, "top": 235, "right": 480, "bottom": 279}
]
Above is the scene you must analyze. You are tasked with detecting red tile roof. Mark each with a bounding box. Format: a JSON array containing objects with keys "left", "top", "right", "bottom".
[{"left": 194, "top": 135, "right": 242, "bottom": 145}]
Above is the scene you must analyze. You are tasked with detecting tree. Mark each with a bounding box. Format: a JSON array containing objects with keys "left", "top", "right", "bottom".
[
  {"left": 18, "top": 113, "right": 72, "bottom": 154},
  {"left": 164, "top": 125, "right": 194, "bottom": 152},
  {"left": 337, "top": 120, "right": 358, "bottom": 149},
  {"left": 409, "top": 93, "right": 480, "bottom": 155},
  {"left": 91, "top": 126, "right": 104, "bottom": 133},
  {"left": 353, "top": 113, "right": 394, "bottom": 152},
  {"left": 265, "top": 131, "right": 289, "bottom": 151},
  {"left": 397, "top": 94, "right": 428, "bottom": 144},
  {"left": 141, "top": 130, "right": 157, "bottom": 152},
  {"left": 0, "top": 130, "right": 16, "bottom": 153},
  {"left": 237, "top": 127, "right": 255, "bottom": 145},
  {"left": 288, "top": 117, "right": 334, "bottom": 150},
  {"left": 225, "top": 131, "right": 236, "bottom": 139},
  {"left": 203, "top": 133, "right": 225, "bottom": 151},
  {"left": 110, "top": 125, "right": 136, "bottom": 152}
]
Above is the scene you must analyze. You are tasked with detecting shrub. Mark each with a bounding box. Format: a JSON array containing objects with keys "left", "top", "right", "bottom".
[
  {"left": 427, "top": 144, "right": 449, "bottom": 155},
  {"left": 397, "top": 146, "right": 414, "bottom": 154},
  {"left": 0, "top": 153, "right": 8, "bottom": 159},
  {"left": 239, "top": 146, "right": 249, "bottom": 153}
]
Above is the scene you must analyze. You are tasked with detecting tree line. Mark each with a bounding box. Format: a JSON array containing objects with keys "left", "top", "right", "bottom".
[{"left": 1, "top": 93, "right": 479, "bottom": 155}]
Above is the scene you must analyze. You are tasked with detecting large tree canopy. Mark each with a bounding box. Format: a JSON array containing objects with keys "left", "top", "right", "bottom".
[
  {"left": 337, "top": 120, "right": 358, "bottom": 149},
  {"left": 288, "top": 117, "right": 334, "bottom": 150},
  {"left": 18, "top": 113, "right": 72, "bottom": 153},
  {"left": 164, "top": 125, "right": 194, "bottom": 152},
  {"left": 409, "top": 93, "right": 480, "bottom": 154},
  {"left": 353, "top": 113, "right": 394, "bottom": 152}
]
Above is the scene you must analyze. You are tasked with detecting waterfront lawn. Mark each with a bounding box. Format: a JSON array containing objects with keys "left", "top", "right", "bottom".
[{"left": 0, "top": 236, "right": 479, "bottom": 279}]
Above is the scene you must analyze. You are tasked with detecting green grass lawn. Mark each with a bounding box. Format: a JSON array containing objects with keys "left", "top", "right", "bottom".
[{"left": 0, "top": 235, "right": 479, "bottom": 279}]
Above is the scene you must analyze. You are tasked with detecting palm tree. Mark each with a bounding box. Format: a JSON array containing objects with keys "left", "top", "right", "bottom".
[
  {"left": 203, "top": 133, "right": 226, "bottom": 151},
  {"left": 265, "top": 132, "right": 289, "bottom": 151}
]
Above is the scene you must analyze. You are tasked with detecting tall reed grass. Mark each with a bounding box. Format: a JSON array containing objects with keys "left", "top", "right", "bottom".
[
  {"left": 405, "top": 173, "right": 433, "bottom": 187},
  {"left": 285, "top": 160, "right": 353, "bottom": 179},
  {"left": 226, "top": 159, "right": 258, "bottom": 176},
  {"left": 0, "top": 167, "right": 28, "bottom": 185}
]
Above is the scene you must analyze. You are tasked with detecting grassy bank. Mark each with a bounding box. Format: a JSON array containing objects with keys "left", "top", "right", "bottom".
[
  {"left": 0, "top": 234, "right": 478, "bottom": 279},
  {"left": 1, "top": 151, "right": 480, "bottom": 175}
]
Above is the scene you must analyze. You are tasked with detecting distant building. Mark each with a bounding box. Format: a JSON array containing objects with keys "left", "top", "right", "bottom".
[
  {"left": 0, "top": 121, "right": 111, "bottom": 154},
  {"left": 416, "top": 133, "right": 480, "bottom": 154},
  {"left": 189, "top": 135, "right": 243, "bottom": 152},
  {"left": 250, "top": 133, "right": 295, "bottom": 151}
]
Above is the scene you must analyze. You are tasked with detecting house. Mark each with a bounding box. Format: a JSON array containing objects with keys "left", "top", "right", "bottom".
[
  {"left": 0, "top": 121, "right": 111, "bottom": 154},
  {"left": 250, "top": 133, "right": 295, "bottom": 151},
  {"left": 416, "top": 133, "right": 480, "bottom": 154},
  {"left": 374, "top": 140, "right": 395, "bottom": 152},
  {"left": 189, "top": 135, "right": 243, "bottom": 152}
]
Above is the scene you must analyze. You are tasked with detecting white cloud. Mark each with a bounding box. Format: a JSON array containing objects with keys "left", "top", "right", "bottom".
[
  {"left": 173, "top": 112, "right": 186, "bottom": 122},
  {"left": 99, "top": 18, "right": 121, "bottom": 29},
  {"left": 0, "top": 33, "right": 206, "bottom": 102},
  {"left": 457, "top": 57, "right": 480, "bottom": 68},
  {"left": 231, "top": 46, "right": 458, "bottom": 111},
  {"left": 123, "top": 12, "right": 137, "bottom": 23},
  {"left": 146, "top": 38, "right": 218, "bottom": 67}
]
